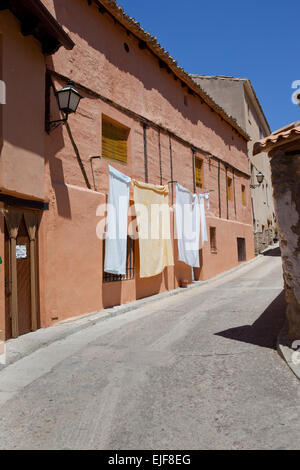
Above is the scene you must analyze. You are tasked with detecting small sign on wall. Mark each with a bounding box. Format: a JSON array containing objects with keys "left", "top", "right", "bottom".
[{"left": 16, "top": 245, "right": 27, "bottom": 259}]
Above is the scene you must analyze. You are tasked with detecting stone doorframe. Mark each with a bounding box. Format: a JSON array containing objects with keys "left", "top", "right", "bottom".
[{"left": 4, "top": 209, "right": 39, "bottom": 338}]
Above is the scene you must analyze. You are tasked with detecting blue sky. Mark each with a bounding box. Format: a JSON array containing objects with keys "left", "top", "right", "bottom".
[{"left": 117, "top": 0, "right": 300, "bottom": 132}]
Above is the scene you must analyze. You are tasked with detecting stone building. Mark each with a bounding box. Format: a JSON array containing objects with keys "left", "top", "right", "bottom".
[
  {"left": 191, "top": 75, "right": 276, "bottom": 254},
  {"left": 254, "top": 122, "right": 300, "bottom": 340},
  {"left": 0, "top": 0, "right": 254, "bottom": 339}
]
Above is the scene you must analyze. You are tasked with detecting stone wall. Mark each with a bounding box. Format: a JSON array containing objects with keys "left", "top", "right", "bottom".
[{"left": 270, "top": 149, "right": 300, "bottom": 340}]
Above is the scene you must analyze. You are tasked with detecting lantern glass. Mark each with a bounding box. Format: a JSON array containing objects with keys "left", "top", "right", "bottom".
[
  {"left": 256, "top": 172, "right": 264, "bottom": 185},
  {"left": 57, "top": 88, "right": 71, "bottom": 113},
  {"left": 68, "top": 90, "right": 81, "bottom": 113},
  {"left": 57, "top": 84, "right": 83, "bottom": 115}
]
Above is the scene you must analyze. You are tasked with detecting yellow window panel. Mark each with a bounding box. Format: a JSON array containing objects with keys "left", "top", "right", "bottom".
[
  {"left": 241, "top": 185, "right": 246, "bottom": 206},
  {"left": 102, "top": 118, "right": 128, "bottom": 164},
  {"left": 195, "top": 158, "right": 203, "bottom": 188}
]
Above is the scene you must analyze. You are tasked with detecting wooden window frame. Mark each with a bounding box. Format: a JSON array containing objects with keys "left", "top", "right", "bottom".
[
  {"left": 195, "top": 157, "right": 203, "bottom": 188},
  {"left": 102, "top": 115, "right": 129, "bottom": 164}
]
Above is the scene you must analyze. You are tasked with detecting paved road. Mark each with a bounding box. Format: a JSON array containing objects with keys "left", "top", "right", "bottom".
[{"left": 0, "top": 250, "right": 299, "bottom": 450}]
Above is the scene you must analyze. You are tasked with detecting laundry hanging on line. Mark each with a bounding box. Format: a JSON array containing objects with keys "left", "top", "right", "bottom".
[
  {"left": 104, "top": 165, "right": 131, "bottom": 276},
  {"left": 175, "top": 183, "right": 201, "bottom": 268},
  {"left": 132, "top": 180, "right": 174, "bottom": 278},
  {"left": 103, "top": 163, "right": 209, "bottom": 278}
]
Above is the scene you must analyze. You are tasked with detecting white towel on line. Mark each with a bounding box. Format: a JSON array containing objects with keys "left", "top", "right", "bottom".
[
  {"left": 104, "top": 165, "right": 131, "bottom": 275},
  {"left": 175, "top": 183, "right": 200, "bottom": 268}
]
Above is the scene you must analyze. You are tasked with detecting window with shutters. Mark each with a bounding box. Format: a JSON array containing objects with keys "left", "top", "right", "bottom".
[
  {"left": 195, "top": 158, "right": 203, "bottom": 188},
  {"left": 102, "top": 116, "right": 129, "bottom": 164}
]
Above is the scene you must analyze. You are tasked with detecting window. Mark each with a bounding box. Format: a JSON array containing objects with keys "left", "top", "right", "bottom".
[
  {"left": 102, "top": 116, "right": 129, "bottom": 164},
  {"left": 210, "top": 227, "right": 217, "bottom": 253},
  {"left": 237, "top": 238, "right": 246, "bottom": 262},
  {"left": 195, "top": 158, "right": 203, "bottom": 188},
  {"left": 103, "top": 237, "right": 135, "bottom": 283},
  {"left": 227, "top": 177, "right": 233, "bottom": 201},
  {"left": 241, "top": 185, "right": 246, "bottom": 206}
]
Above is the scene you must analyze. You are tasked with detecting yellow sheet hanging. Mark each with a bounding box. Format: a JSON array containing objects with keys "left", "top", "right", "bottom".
[{"left": 132, "top": 180, "right": 174, "bottom": 278}]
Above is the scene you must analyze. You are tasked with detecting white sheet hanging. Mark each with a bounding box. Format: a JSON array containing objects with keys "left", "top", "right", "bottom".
[
  {"left": 199, "top": 194, "right": 208, "bottom": 248},
  {"left": 104, "top": 165, "right": 131, "bottom": 275},
  {"left": 175, "top": 183, "right": 200, "bottom": 268}
]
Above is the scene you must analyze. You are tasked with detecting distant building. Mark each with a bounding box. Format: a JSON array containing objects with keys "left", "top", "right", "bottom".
[{"left": 191, "top": 75, "right": 276, "bottom": 254}]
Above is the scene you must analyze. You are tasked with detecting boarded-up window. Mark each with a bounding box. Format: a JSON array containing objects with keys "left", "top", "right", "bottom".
[
  {"left": 227, "top": 177, "right": 233, "bottom": 201},
  {"left": 195, "top": 158, "right": 203, "bottom": 188},
  {"left": 241, "top": 185, "right": 246, "bottom": 206},
  {"left": 102, "top": 116, "right": 129, "bottom": 164}
]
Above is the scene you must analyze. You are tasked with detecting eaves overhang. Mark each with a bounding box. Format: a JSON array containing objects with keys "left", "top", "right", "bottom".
[{"left": 0, "top": 0, "right": 75, "bottom": 55}]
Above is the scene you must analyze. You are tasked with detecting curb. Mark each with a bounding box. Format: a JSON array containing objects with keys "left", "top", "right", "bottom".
[
  {"left": 277, "top": 321, "right": 300, "bottom": 381},
  {"left": 1, "top": 253, "right": 265, "bottom": 371}
]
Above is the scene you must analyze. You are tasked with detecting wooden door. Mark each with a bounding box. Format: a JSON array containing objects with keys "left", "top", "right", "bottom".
[
  {"left": 4, "top": 224, "right": 12, "bottom": 340},
  {"left": 16, "top": 217, "right": 32, "bottom": 336},
  {"left": 4, "top": 210, "right": 40, "bottom": 339}
]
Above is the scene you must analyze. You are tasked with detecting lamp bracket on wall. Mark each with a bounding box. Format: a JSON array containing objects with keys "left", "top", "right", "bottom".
[{"left": 46, "top": 115, "right": 68, "bottom": 134}]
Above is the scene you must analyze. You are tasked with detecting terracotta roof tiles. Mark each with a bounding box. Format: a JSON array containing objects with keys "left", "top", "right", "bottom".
[{"left": 253, "top": 122, "right": 300, "bottom": 155}]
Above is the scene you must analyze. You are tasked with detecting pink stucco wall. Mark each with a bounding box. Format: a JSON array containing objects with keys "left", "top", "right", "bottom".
[
  {"left": 37, "top": 0, "right": 254, "bottom": 326},
  {"left": 0, "top": 12, "right": 46, "bottom": 201}
]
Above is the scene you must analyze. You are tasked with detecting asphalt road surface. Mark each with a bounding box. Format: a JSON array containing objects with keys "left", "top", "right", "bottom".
[{"left": 0, "top": 248, "right": 299, "bottom": 450}]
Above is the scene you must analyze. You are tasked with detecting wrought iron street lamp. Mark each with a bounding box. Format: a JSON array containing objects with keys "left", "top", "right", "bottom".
[
  {"left": 250, "top": 171, "right": 265, "bottom": 189},
  {"left": 46, "top": 81, "right": 83, "bottom": 133}
]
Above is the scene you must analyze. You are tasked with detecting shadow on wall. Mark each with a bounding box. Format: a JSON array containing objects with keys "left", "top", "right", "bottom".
[
  {"left": 45, "top": 57, "right": 98, "bottom": 218},
  {"left": 215, "top": 290, "right": 286, "bottom": 350},
  {"left": 51, "top": 0, "right": 247, "bottom": 157}
]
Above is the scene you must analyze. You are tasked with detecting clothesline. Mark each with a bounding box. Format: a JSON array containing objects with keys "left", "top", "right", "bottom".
[{"left": 167, "top": 180, "right": 212, "bottom": 196}]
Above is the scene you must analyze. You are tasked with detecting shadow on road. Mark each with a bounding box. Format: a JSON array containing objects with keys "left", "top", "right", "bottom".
[
  {"left": 215, "top": 290, "right": 286, "bottom": 350},
  {"left": 263, "top": 246, "right": 281, "bottom": 257}
]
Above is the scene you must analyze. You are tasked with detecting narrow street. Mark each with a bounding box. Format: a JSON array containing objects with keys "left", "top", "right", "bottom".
[{"left": 0, "top": 250, "right": 299, "bottom": 450}]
